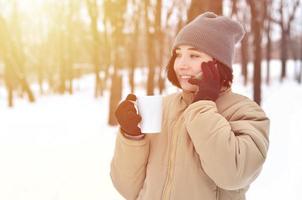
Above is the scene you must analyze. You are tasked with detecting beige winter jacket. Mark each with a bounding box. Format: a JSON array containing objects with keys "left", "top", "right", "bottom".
[{"left": 110, "top": 89, "right": 270, "bottom": 200}]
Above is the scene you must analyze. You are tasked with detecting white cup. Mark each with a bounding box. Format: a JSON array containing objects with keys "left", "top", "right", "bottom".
[{"left": 136, "top": 95, "right": 163, "bottom": 134}]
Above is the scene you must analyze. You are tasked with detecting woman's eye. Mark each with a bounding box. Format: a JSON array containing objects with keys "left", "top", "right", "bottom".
[
  {"left": 175, "top": 52, "right": 182, "bottom": 57},
  {"left": 190, "top": 54, "right": 200, "bottom": 58}
]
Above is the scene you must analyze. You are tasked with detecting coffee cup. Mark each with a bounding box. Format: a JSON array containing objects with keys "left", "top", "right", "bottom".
[{"left": 136, "top": 95, "right": 163, "bottom": 134}]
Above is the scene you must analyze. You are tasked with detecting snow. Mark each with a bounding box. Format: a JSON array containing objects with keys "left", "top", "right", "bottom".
[{"left": 0, "top": 60, "right": 302, "bottom": 199}]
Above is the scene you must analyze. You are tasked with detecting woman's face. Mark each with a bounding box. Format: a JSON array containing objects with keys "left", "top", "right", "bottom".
[{"left": 173, "top": 45, "right": 213, "bottom": 92}]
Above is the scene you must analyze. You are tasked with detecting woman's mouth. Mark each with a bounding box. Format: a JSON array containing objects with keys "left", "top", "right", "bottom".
[
  {"left": 179, "top": 73, "right": 202, "bottom": 80},
  {"left": 179, "top": 75, "right": 193, "bottom": 79}
]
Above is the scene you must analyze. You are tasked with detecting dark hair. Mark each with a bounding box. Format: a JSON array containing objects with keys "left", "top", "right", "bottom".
[{"left": 166, "top": 51, "right": 233, "bottom": 88}]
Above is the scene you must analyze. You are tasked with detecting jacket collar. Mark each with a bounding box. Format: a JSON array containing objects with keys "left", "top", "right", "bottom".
[
  {"left": 181, "top": 91, "right": 195, "bottom": 105},
  {"left": 181, "top": 87, "right": 232, "bottom": 106}
]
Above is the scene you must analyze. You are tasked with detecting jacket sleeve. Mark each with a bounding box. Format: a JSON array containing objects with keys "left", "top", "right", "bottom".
[
  {"left": 183, "top": 100, "right": 270, "bottom": 190},
  {"left": 110, "top": 131, "right": 150, "bottom": 200}
]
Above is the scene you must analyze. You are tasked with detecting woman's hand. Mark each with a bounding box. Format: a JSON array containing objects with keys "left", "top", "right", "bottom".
[
  {"left": 188, "top": 60, "right": 221, "bottom": 102},
  {"left": 115, "top": 94, "right": 142, "bottom": 136}
]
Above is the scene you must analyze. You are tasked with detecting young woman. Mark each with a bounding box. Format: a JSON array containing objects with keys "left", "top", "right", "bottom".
[{"left": 111, "top": 12, "right": 270, "bottom": 200}]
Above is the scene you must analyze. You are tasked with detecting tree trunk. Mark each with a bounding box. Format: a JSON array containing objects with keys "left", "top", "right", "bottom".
[
  {"left": 128, "top": 33, "right": 137, "bottom": 93},
  {"left": 1, "top": 2, "right": 37, "bottom": 105},
  {"left": 86, "top": 0, "right": 102, "bottom": 97},
  {"left": 146, "top": 39, "right": 155, "bottom": 95},
  {"left": 299, "top": 63, "right": 302, "bottom": 84},
  {"left": 144, "top": 0, "right": 155, "bottom": 95},
  {"left": 266, "top": 20, "right": 271, "bottom": 85},
  {"left": 280, "top": 30, "right": 287, "bottom": 81},
  {"left": 108, "top": 71, "right": 122, "bottom": 125},
  {"left": 8, "top": 84, "right": 14, "bottom": 107},
  {"left": 241, "top": 34, "right": 248, "bottom": 86},
  {"left": 20, "top": 76, "right": 35, "bottom": 102},
  {"left": 129, "top": 65, "right": 135, "bottom": 93},
  {"left": 92, "top": 25, "right": 101, "bottom": 98},
  {"left": 128, "top": 7, "right": 140, "bottom": 94},
  {"left": 106, "top": 0, "right": 126, "bottom": 126},
  {"left": 155, "top": 0, "right": 165, "bottom": 94},
  {"left": 209, "top": 0, "right": 223, "bottom": 15},
  {"left": 188, "top": 0, "right": 209, "bottom": 22},
  {"left": 66, "top": 0, "right": 75, "bottom": 95},
  {"left": 276, "top": 0, "right": 300, "bottom": 82},
  {"left": 0, "top": 16, "right": 14, "bottom": 107},
  {"left": 253, "top": 25, "right": 262, "bottom": 105},
  {"left": 37, "top": 63, "right": 44, "bottom": 95},
  {"left": 188, "top": 0, "right": 222, "bottom": 22},
  {"left": 4, "top": 61, "right": 15, "bottom": 107},
  {"left": 248, "top": 0, "right": 265, "bottom": 105},
  {"left": 57, "top": 5, "right": 66, "bottom": 94},
  {"left": 103, "top": 20, "right": 110, "bottom": 94},
  {"left": 58, "top": 33, "right": 66, "bottom": 94},
  {"left": 299, "top": 37, "right": 302, "bottom": 84},
  {"left": 108, "top": 50, "right": 123, "bottom": 125}
]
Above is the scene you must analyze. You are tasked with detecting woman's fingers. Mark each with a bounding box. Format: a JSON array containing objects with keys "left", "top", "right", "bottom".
[
  {"left": 127, "top": 111, "right": 142, "bottom": 124},
  {"left": 209, "top": 63, "right": 220, "bottom": 81},
  {"left": 201, "top": 61, "right": 215, "bottom": 80}
]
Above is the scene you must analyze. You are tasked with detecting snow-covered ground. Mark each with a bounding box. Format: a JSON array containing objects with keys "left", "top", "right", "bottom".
[{"left": 0, "top": 60, "right": 302, "bottom": 200}]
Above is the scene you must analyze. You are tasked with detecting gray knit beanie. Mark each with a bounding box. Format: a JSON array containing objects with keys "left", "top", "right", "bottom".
[{"left": 172, "top": 12, "right": 245, "bottom": 69}]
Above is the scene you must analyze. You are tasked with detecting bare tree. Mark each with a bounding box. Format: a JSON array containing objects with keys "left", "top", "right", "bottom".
[
  {"left": 271, "top": 0, "right": 300, "bottom": 81},
  {"left": 143, "top": 0, "right": 156, "bottom": 95},
  {"left": 65, "top": 0, "right": 78, "bottom": 94},
  {"left": 154, "top": 0, "right": 165, "bottom": 94},
  {"left": 231, "top": 0, "right": 250, "bottom": 86},
  {"left": 265, "top": 0, "right": 273, "bottom": 85},
  {"left": 12, "top": 1, "right": 35, "bottom": 102},
  {"left": 39, "top": 1, "right": 76, "bottom": 95},
  {"left": 126, "top": 0, "right": 142, "bottom": 93},
  {"left": 144, "top": 0, "right": 168, "bottom": 95},
  {"left": 247, "top": 0, "right": 267, "bottom": 105},
  {"left": 0, "top": 1, "right": 36, "bottom": 106},
  {"left": 0, "top": 15, "right": 15, "bottom": 107},
  {"left": 299, "top": 35, "right": 302, "bottom": 83},
  {"left": 127, "top": 20, "right": 139, "bottom": 93},
  {"left": 102, "top": 1, "right": 112, "bottom": 93},
  {"left": 106, "top": 0, "right": 127, "bottom": 126},
  {"left": 53, "top": 2, "right": 68, "bottom": 94},
  {"left": 45, "top": 28, "right": 59, "bottom": 93},
  {"left": 241, "top": 32, "right": 249, "bottom": 86},
  {"left": 159, "top": 0, "right": 178, "bottom": 93},
  {"left": 86, "top": 0, "right": 103, "bottom": 97}
]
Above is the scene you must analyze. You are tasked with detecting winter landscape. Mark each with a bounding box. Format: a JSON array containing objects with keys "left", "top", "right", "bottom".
[
  {"left": 1, "top": 0, "right": 302, "bottom": 199},
  {"left": 1, "top": 61, "right": 302, "bottom": 200}
]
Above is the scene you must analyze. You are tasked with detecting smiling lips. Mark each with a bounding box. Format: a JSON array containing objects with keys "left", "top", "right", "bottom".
[
  {"left": 178, "top": 75, "right": 194, "bottom": 85},
  {"left": 179, "top": 75, "right": 193, "bottom": 79},
  {"left": 179, "top": 73, "right": 202, "bottom": 80}
]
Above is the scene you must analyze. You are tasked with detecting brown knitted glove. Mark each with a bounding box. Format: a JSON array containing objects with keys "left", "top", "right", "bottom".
[
  {"left": 188, "top": 60, "right": 221, "bottom": 102},
  {"left": 115, "top": 94, "right": 142, "bottom": 136}
]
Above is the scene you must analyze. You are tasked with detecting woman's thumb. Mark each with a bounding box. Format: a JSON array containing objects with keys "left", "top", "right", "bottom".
[
  {"left": 188, "top": 78, "right": 200, "bottom": 85},
  {"left": 126, "top": 94, "right": 137, "bottom": 101}
]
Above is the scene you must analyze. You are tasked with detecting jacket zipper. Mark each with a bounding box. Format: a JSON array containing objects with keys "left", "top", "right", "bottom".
[{"left": 162, "top": 120, "right": 180, "bottom": 200}]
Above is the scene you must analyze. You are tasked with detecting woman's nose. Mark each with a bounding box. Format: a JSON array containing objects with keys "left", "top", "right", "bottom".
[
  {"left": 178, "top": 64, "right": 190, "bottom": 71},
  {"left": 177, "top": 56, "right": 190, "bottom": 69}
]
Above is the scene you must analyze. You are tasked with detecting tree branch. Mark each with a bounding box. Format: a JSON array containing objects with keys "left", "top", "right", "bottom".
[{"left": 288, "top": 0, "right": 300, "bottom": 24}]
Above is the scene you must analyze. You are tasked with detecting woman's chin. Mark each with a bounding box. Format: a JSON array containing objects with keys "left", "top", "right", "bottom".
[
  {"left": 181, "top": 84, "right": 198, "bottom": 93},
  {"left": 178, "top": 79, "right": 198, "bottom": 92}
]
